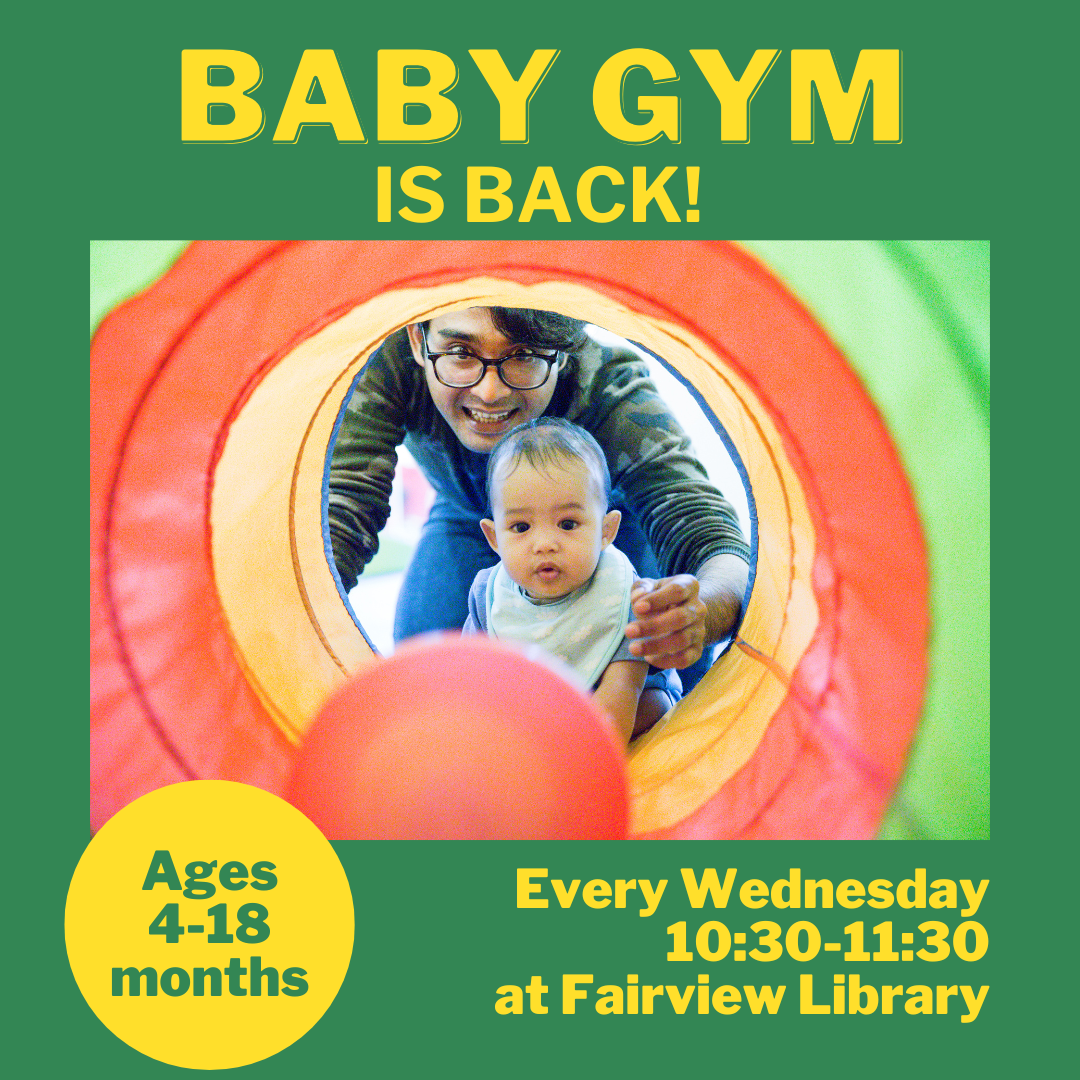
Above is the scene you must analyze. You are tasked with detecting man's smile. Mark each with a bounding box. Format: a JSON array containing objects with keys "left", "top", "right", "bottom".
[{"left": 461, "top": 405, "right": 519, "bottom": 428}]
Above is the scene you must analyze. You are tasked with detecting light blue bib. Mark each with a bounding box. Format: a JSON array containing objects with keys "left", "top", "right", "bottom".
[{"left": 486, "top": 546, "right": 635, "bottom": 688}]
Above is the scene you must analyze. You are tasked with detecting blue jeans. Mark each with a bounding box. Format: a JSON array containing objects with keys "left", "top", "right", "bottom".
[{"left": 393, "top": 493, "right": 712, "bottom": 696}]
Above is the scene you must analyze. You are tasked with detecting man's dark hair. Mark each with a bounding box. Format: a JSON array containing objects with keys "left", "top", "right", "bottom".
[
  {"left": 421, "top": 307, "right": 589, "bottom": 353},
  {"left": 486, "top": 417, "right": 611, "bottom": 509},
  {"left": 487, "top": 307, "right": 589, "bottom": 353}
]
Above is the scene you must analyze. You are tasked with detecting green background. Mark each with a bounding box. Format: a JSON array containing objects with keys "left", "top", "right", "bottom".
[{"left": 16, "top": 0, "right": 1061, "bottom": 1074}]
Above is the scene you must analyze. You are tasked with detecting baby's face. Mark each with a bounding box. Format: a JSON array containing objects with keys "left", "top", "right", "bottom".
[{"left": 481, "top": 456, "right": 620, "bottom": 600}]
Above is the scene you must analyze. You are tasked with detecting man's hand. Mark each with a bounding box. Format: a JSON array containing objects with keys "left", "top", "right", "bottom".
[
  {"left": 625, "top": 553, "right": 749, "bottom": 670},
  {"left": 625, "top": 575, "right": 707, "bottom": 669}
]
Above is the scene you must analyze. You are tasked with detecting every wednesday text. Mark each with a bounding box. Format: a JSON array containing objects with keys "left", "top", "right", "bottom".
[{"left": 516, "top": 868, "right": 989, "bottom": 917}]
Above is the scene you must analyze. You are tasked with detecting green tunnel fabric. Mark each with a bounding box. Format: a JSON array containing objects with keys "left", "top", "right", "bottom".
[{"left": 743, "top": 241, "right": 989, "bottom": 839}]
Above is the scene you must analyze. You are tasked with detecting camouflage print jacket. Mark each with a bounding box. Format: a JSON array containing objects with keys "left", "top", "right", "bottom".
[{"left": 327, "top": 330, "right": 750, "bottom": 590}]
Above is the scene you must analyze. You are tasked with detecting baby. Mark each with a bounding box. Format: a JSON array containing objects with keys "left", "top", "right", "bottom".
[{"left": 463, "top": 417, "right": 650, "bottom": 744}]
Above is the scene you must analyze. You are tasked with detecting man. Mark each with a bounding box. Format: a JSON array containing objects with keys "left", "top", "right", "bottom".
[{"left": 328, "top": 306, "right": 750, "bottom": 691}]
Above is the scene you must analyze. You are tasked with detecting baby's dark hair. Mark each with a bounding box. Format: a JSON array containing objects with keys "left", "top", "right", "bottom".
[
  {"left": 486, "top": 418, "right": 611, "bottom": 508},
  {"left": 421, "top": 307, "right": 589, "bottom": 353}
]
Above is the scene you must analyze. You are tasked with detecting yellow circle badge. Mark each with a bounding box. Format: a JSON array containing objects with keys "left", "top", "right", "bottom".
[{"left": 66, "top": 781, "right": 354, "bottom": 1070}]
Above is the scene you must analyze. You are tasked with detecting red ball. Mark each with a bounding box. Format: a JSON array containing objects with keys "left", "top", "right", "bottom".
[{"left": 287, "top": 634, "right": 628, "bottom": 840}]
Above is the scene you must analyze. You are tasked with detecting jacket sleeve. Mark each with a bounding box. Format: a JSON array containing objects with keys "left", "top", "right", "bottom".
[
  {"left": 327, "top": 337, "right": 415, "bottom": 590},
  {"left": 576, "top": 350, "right": 751, "bottom": 578}
]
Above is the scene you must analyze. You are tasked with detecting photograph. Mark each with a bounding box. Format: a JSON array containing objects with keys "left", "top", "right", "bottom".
[{"left": 90, "top": 240, "right": 987, "bottom": 841}]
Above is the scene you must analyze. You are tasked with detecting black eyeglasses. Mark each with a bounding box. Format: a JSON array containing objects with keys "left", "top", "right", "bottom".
[{"left": 419, "top": 324, "right": 564, "bottom": 390}]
